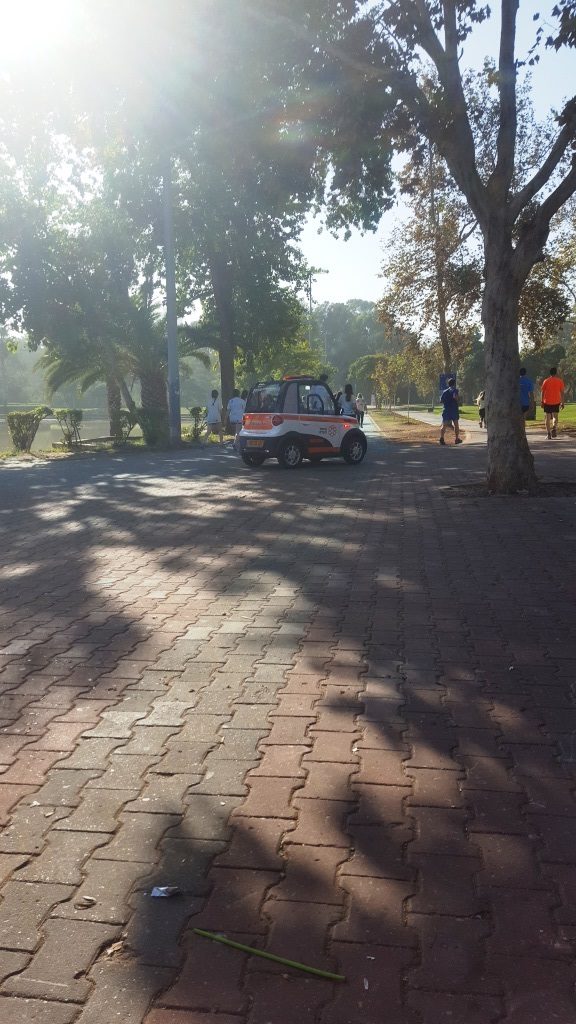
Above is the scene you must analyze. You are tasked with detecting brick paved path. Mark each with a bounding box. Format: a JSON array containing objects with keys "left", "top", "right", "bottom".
[{"left": 1, "top": 437, "right": 576, "bottom": 1023}]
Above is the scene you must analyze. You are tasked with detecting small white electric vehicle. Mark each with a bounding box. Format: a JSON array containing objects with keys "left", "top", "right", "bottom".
[{"left": 237, "top": 375, "right": 368, "bottom": 469}]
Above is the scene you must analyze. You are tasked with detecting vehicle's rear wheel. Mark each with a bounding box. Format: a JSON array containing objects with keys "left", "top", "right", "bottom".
[
  {"left": 341, "top": 433, "right": 367, "bottom": 465},
  {"left": 241, "top": 452, "right": 266, "bottom": 467},
  {"left": 277, "top": 438, "right": 304, "bottom": 469}
]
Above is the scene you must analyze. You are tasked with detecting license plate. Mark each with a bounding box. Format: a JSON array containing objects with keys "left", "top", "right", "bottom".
[{"left": 247, "top": 439, "right": 264, "bottom": 447}]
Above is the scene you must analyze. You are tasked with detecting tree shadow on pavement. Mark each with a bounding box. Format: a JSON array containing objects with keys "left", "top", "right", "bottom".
[{"left": 1, "top": 438, "right": 576, "bottom": 1022}]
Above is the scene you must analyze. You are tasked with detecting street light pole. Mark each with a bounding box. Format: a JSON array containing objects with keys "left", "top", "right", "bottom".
[
  {"left": 307, "top": 271, "right": 313, "bottom": 349},
  {"left": 305, "top": 268, "right": 328, "bottom": 361},
  {"left": 163, "top": 157, "right": 181, "bottom": 445}
]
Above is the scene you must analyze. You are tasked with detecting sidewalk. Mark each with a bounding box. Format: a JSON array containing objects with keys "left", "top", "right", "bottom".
[
  {"left": 0, "top": 437, "right": 575, "bottom": 1023},
  {"left": 385, "top": 406, "right": 487, "bottom": 441}
]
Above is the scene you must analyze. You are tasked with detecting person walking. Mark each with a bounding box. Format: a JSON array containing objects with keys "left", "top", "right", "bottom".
[
  {"left": 540, "top": 367, "right": 565, "bottom": 439},
  {"left": 355, "top": 393, "right": 365, "bottom": 426},
  {"left": 205, "top": 389, "right": 224, "bottom": 444},
  {"left": 519, "top": 368, "right": 535, "bottom": 421},
  {"left": 476, "top": 389, "right": 486, "bottom": 429},
  {"left": 339, "top": 383, "right": 357, "bottom": 417},
  {"left": 439, "top": 377, "right": 462, "bottom": 445},
  {"left": 226, "top": 389, "right": 246, "bottom": 445}
]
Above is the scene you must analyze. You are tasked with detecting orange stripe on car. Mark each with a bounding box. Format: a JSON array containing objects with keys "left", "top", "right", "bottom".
[
  {"left": 243, "top": 413, "right": 356, "bottom": 429},
  {"left": 243, "top": 414, "right": 274, "bottom": 430}
]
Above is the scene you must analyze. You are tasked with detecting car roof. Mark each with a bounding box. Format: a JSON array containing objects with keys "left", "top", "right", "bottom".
[{"left": 251, "top": 376, "right": 321, "bottom": 387}]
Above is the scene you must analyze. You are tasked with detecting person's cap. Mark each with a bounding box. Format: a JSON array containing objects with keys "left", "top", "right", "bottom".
[{"left": 447, "top": 377, "right": 456, "bottom": 386}]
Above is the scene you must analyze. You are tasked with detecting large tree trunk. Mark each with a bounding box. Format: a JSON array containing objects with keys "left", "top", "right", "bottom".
[
  {"left": 138, "top": 367, "right": 169, "bottom": 446},
  {"left": 483, "top": 247, "right": 536, "bottom": 493},
  {"left": 218, "top": 336, "right": 235, "bottom": 411},
  {"left": 244, "top": 348, "right": 256, "bottom": 385},
  {"left": 140, "top": 367, "right": 169, "bottom": 415},
  {"left": 106, "top": 377, "right": 122, "bottom": 439},
  {"left": 437, "top": 279, "right": 452, "bottom": 374},
  {"left": 429, "top": 144, "right": 452, "bottom": 374},
  {"left": 209, "top": 252, "right": 235, "bottom": 407}
]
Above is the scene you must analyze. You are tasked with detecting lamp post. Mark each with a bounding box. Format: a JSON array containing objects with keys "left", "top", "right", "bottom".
[
  {"left": 163, "top": 157, "right": 181, "bottom": 445},
  {"left": 305, "top": 268, "right": 328, "bottom": 360},
  {"left": 306, "top": 271, "right": 313, "bottom": 349}
]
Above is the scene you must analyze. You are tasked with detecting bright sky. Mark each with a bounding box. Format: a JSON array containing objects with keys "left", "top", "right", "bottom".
[
  {"left": 302, "top": 2, "right": 575, "bottom": 305},
  {"left": 0, "top": 0, "right": 77, "bottom": 63}
]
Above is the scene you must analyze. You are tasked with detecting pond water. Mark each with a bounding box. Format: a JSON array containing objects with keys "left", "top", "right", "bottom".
[
  {"left": 0, "top": 412, "right": 197, "bottom": 452},
  {"left": 0, "top": 416, "right": 143, "bottom": 452}
]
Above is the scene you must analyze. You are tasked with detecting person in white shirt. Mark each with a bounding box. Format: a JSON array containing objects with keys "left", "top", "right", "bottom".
[
  {"left": 205, "top": 389, "right": 224, "bottom": 443},
  {"left": 310, "top": 373, "right": 330, "bottom": 397},
  {"left": 339, "top": 383, "right": 357, "bottom": 417},
  {"left": 356, "top": 393, "right": 365, "bottom": 426},
  {"left": 308, "top": 374, "right": 330, "bottom": 412},
  {"left": 227, "top": 389, "right": 246, "bottom": 443}
]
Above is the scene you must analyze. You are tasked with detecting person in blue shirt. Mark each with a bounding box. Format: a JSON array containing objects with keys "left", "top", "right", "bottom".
[
  {"left": 439, "top": 378, "right": 462, "bottom": 445},
  {"left": 519, "top": 368, "right": 534, "bottom": 420}
]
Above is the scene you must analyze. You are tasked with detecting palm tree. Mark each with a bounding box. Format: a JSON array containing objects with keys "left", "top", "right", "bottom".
[
  {"left": 37, "top": 342, "right": 132, "bottom": 439},
  {"left": 38, "top": 299, "right": 210, "bottom": 442}
]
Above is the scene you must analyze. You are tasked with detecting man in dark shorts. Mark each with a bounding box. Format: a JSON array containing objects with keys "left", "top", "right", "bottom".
[
  {"left": 519, "top": 368, "right": 534, "bottom": 420},
  {"left": 439, "top": 377, "right": 462, "bottom": 445},
  {"left": 540, "top": 367, "right": 565, "bottom": 439}
]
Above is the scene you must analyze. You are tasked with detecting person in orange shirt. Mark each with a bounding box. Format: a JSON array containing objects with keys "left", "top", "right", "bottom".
[{"left": 540, "top": 367, "right": 565, "bottom": 439}]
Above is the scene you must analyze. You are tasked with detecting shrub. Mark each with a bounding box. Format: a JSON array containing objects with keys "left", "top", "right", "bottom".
[
  {"left": 189, "top": 406, "right": 205, "bottom": 440},
  {"left": 53, "top": 409, "right": 83, "bottom": 447},
  {"left": 6, "top": 406, "right": 52, "bottom": 452},
  {"left": 137, "top": 407, "right": 170, "bottom": 446}
]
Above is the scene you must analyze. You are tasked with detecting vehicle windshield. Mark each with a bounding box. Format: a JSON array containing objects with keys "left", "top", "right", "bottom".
[{"left": 245, "top": 383, "right": 281, "bottom": 413}]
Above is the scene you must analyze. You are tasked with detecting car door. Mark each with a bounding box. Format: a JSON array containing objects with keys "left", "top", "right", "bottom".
[{"left": 298, "top": 383, "right": 340, "bottom": 453}]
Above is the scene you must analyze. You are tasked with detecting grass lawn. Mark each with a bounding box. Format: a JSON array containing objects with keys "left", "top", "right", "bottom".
[
  {"left": 0, "top": 436, "right": 213, "bottom": 461},
  {"left": 459, "top": 403, "right": 576, "bottom": 429},
  {"left": 370, "top": 408, "right": 420, "bottom": 428},
  {"left": 369, "top": 408, "right": 446, "bottom": 445}
]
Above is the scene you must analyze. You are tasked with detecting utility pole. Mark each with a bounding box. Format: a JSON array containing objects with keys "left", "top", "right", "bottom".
[
  {"left": 163, "top": 157, "right": 181, "bottom": 445},
  {"left": 307, "top": 271, "right": 313, "bottom": 349},
  {"left": 306, "top": 268, "right": 328, "bottom": 360},
  {"left": 0, "top": 327, "right": 8, "bottom": 419}
]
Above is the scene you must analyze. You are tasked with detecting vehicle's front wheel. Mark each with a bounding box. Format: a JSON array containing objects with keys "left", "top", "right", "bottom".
[
  {"left": 341, "top": 433, "right": 367, "bottom": 465},
  {"left": 277, "top": 438, "right": 304, "bottom": 469},
  {"left": 241, "top": 452, "right": 266, "bottom": 467}
]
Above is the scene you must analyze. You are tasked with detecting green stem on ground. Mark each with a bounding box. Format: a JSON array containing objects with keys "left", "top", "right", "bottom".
[{"left": 192, "top": 928, "right": 346, "bottom": 982}]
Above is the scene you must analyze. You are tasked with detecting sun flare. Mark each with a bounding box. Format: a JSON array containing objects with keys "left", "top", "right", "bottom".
[{"left": 0, "top": 0, "right": 76, "bottom": 65}]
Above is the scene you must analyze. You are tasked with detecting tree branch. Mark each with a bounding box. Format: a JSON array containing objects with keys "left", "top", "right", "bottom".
[
  {"left": 446, "top": 219, "right": 478, "bottom": 259},
  {"left": 489, "top": 0, "right": 519, "bottom": 198},
  {"left": 412, "top": 0, "right": 447, "bottom": 66},
  {"left": 442, "top": 0, "right": 459, "bottom": 61},
  {"left": 248, "top": 1, "right": 488, "bottom": 221},
  {"left": 457, "top": 219, "right": 478, "bottom": 244},
  {"left": 510, "top": 104, "right": 576, "bottom": 219},
  {"left": 537, "top": 157, "right": 576, "bottom": 226},
  {"left": 406, "top": 0, "right": 487, "bottom": 221},
  {"left": 515, "top": 157, "right": 576, "bottom": 279}
]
